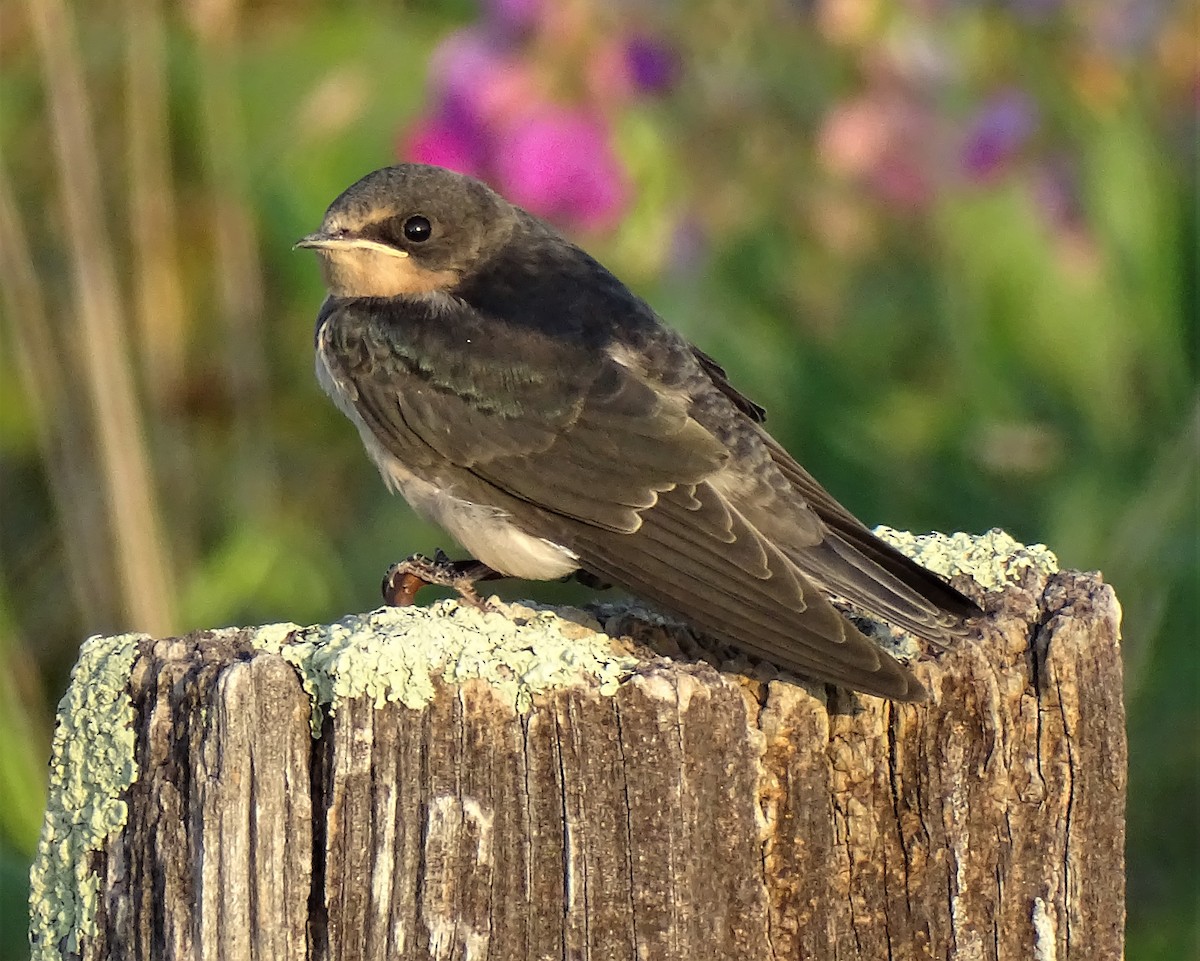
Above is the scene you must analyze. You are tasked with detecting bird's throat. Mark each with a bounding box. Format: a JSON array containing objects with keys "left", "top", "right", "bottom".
[{"left": 317, "top": 248, "right": 459, "bottom": 299}]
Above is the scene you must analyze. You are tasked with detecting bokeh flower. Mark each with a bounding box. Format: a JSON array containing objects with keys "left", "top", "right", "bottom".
[
  {"left": 818, "top": 93, "right": 939, "bottom": 210},
  {"left": 493, "top": 108, "right": 629, "bottom": 230},
  {"left": 428, "top": 28, "right": 539, "bottom": 130},
  {"left": 398, "top": 8, "right": 678, "bottom": 232},
  {"left": 961, "top": 90, "right": 1038, "bottom": 181},
  {"left": 403, "top": 98, "right": 489, "bottom": 178},
  {"left": 624, "top": 35, "right": 679, "bottom": 95}
]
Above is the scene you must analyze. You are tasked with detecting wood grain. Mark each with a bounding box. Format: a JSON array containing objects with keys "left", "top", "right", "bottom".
[{"left": 31, "top": 566, "right": 1126, "bottom": 961}]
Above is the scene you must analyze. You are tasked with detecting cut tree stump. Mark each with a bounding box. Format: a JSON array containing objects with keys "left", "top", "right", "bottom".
[{"left": 29, "top": 531, "right": 1126, "bottom": 961}]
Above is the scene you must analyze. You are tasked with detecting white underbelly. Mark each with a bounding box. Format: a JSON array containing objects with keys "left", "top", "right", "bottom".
[
  {"left": 315, "top": 344, "right": 579, "bottom": 581},
  {"left": 394, "top": 469, "right": 580, "bottom": 580}
]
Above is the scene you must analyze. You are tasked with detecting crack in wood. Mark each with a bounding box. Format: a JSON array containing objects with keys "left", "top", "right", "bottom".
[{"left": 38, "top": 571, "right": 1125, "bottom": 961}]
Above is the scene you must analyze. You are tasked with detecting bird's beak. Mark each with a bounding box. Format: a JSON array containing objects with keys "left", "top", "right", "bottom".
[
  {"left": 294, "top": 232, "right": 332, "bottom": 250},
  {"left": 293, "top": 232, "right": 409, "bottom": 258}
]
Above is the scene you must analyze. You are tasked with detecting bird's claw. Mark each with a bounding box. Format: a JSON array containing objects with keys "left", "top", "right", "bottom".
[
  {"left": 573, "top": 569, "right": 612, "bottom": 591},
  {"left": 382, "top": 550, "right": 496, "bottom": 611}
]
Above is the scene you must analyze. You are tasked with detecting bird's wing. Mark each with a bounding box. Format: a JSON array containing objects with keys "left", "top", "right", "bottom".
[
  {"left": 320, "top": 297, "right": 962, "bottom": 699},
  {"left": 754, "top": 430, "right": 981, "bottom": 633},
  {"left": 317, "top": 296, "right": 728, "bottom": 532},
  {"left": 689, "top": 342, "right": 981, "bottom": 638}
]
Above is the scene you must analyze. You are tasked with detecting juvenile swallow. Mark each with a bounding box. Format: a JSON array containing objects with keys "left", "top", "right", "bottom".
[{"left": 298, "top": 163, "right": 979, "bottom": 700}]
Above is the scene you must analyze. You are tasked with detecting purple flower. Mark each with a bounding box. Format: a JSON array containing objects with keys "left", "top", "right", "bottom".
[
  {"left": 625, "top": 35, "right": 679, "bottom": 95},
  {"left": 405, "top": 26, "right": 541, "bottom": 176},
  {"left": 430, "top": 29, "right": 535, "bottom": 125},
  {"left": 430, "top": 29, "right": 504, "bottom": 99},
  {"left": 400, "top": 25, "right": 634, "bottom": 232},
  {"left": 402, "top": 98, "right": 489, "bottom": 177},
  {"left": 493, "top": 108, "right": 629, "bottom": 230},
  {"left": 962, "top": 90, "right": 1038, "bottom": 181}
]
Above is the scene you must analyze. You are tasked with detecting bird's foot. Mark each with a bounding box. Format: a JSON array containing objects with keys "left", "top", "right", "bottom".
[
  {"left": 382, "top": 550, "right": 501, "bottom": 611},
  {"left": 572, "top": 569, "right": 612, "bottom": 591}
]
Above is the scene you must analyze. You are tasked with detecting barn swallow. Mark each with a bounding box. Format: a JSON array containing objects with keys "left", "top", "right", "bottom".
[{"left": 298, "top": 163, "right": 979, "bottom": 700}]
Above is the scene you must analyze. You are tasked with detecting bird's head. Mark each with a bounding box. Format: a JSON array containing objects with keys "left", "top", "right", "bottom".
[{"left": 296, "top": 164, "right": 518, "bottom": 299}]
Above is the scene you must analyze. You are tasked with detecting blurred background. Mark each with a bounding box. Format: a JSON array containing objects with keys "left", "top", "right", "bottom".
[{"left": 0, "top": 0, "right": 1195, "bottom": 956}]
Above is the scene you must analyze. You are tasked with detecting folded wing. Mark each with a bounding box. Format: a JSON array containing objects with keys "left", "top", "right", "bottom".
[{"left": 320, "top": 296, "right": 976, "bottom": 700}]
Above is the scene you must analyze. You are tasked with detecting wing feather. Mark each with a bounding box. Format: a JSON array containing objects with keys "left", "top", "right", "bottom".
[
  {"left": 752, "top": 430, "right": 981, "bottom": 638},
  {"left": 318, "top": 294, "right": 968, "bottom": 701}
]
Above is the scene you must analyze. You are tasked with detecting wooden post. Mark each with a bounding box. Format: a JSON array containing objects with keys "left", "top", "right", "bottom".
[{"left": 29, "top": 532, "right": 1126, "bottom": 961}]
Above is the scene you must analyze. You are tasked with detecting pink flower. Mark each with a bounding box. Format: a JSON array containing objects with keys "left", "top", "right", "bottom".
[
  {"left": 401, "top": 99, "right": 488, "bottom": 178},
  {"left": 429, "top": 28, "right": 539, "bottom": 130},
  {"left": 818, "top": 94, "right": 940, "bottom": 211},
  {"left": 399, "top": 25, "right": 636, "bottom": 232},
  {"left": 588, "top": 33, "right": 680, "bottom": 105},
  {"left": 587, "top": 39, "right": 636, "bottom": 105},
  {"left": 818, "top": 98, "right": 893, "bottom": 177},
  {"left": 493, "top": 108, "right": 629, "bottom": 230}
]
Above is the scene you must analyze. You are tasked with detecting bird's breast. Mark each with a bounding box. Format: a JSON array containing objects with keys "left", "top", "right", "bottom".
[{"left": 315, "top": 328, "right": 578, "bottom": 581}]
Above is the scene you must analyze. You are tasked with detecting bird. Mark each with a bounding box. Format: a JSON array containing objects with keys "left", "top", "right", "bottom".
[{"left": 297, "top": 163, "right": 980, "bottom": 701}]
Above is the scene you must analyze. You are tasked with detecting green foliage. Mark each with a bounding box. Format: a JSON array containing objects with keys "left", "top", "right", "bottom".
[
  {"left": 0, "top": 593, "right": 47, "bottom": 856},
  {"left": 0, "top": 848, "right": 33, "bottom": 961}
]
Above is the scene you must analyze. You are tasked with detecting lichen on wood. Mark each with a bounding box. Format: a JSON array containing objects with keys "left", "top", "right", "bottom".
[{"left": 29, "top": 531, "right": 1125, "bottom": 961}]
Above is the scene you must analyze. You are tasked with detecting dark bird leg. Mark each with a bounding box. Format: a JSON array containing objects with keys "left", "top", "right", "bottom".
[
  {"left": 382, "top": 549, "right": 504, "bottom": 610},
  {"left": 573, "top": 569, "right": 612, "bottom": 591}
]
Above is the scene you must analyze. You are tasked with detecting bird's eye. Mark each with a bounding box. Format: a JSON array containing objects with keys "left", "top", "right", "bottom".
[{"left": 402, "top": 215, "right": 432, "bottom": 243}]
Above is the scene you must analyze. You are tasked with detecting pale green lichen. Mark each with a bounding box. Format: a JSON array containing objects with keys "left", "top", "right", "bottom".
[
  {"left": 248, "top": 599, "right": 639, "bottom": 729},
  {"left": 28, "top": 631, "right": 146, "bottom": 960},
  {"left": 28, "top": 605, "right": 640, "bottom": 952},
  {"left": 874, "top": 526, "right": 1059, "bottom": 591}
]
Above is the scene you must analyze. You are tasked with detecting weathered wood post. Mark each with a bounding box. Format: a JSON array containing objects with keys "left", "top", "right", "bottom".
[{"left": 30, "top": 531, "right": 1126, "bottom": 960}]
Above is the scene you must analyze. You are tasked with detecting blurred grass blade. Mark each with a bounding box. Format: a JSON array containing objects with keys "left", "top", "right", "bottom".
[
  {"left": 0, "top": 160, "right": 115, "bottom": 625},
  {"left": 124, "top": 0, "right": 188, "bottom": 408},
  {"left": 189, "top": 0, "right": 281, "bottom": 513},
  {"left": 0, "top": 580, "right": 49, "bottom": 855},
  {"left": 26, "top": 0, "right": 177, "bottom": 635}
]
